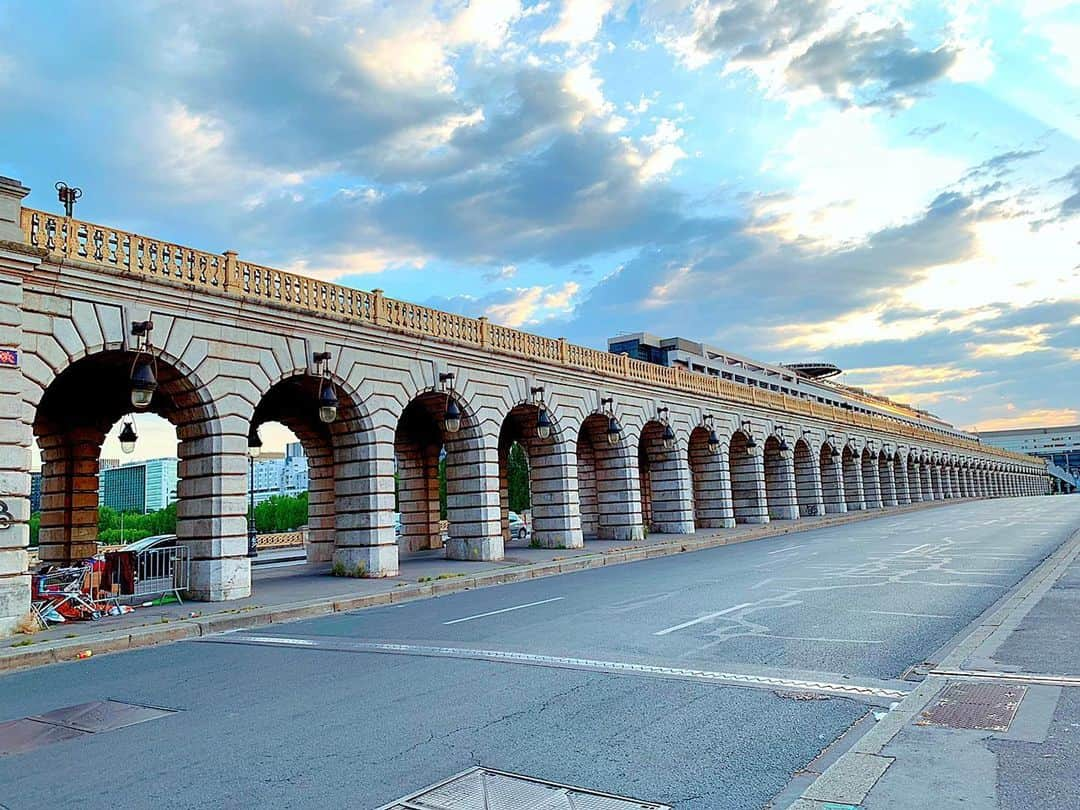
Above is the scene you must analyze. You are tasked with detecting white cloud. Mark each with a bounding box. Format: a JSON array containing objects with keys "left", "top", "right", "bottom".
[
  {"left": 758, "top": 107, "right": 967, "bottom": 245},
  {"left": 484, "top": 281, "right": 580, "bottom": 326},
  {"left": 635, "top": 118, "right": 688, "bottom": 181},
  {"left": 541, "top": 0, "right": 614, "bottom": 46}
]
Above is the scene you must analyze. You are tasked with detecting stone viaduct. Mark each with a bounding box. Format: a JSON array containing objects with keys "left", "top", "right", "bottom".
[{"left": 0, "top": 177, "right": 1050, "bottom": 634}]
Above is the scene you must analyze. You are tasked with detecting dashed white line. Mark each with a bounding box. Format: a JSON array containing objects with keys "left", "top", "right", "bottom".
[
  {"left": 899, "top": 543, "right": 932, "bottom": 555},
  {"left": 211, "top": 635, "right": 909, "bottom": 700},
  {"left": 768, "top": 544, "right": 806, "bottom": 555},
  {"left": 862, "top": 609, "right": 955, "bottom": 619},
  {"left": 653, "top": 602, "right": 752, "bottom": 636},
  {"left": 442, "top": 596, "right": 565, "bottom": 625}
]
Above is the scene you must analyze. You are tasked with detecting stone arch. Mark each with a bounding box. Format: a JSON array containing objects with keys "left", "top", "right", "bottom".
[
  {"left": 894, "top": 449, "right": 911, "bottom": 504},
  {"left": 394, "top": 386, "right": 501, "bottom": 561},
  {"left": 31, "top": 345, "right": 247, "bottom": 600},
  {"left": 576, "top": 411, "right": 642, "bottom": 540},
  {"left": 878, "top": 448, "right": 898, "bottom": 506},
  {"left": 842, "top": 443, "right": 865, "bottom": 511},
  {"left": 637, "top": 421, "right": 693, "bottom": 534},
  {"left": 763, "top": 434, "right": 798, "bottom": 520},
  {"left": 861, "top": 445, "right": 883, "bottom": 509},
  {"left": 819, "top": 439, "right": 846, "bottom": 514},
  {"left": 688, "top": 426, "right": 734, "bottom": 529},
  {"left": 929, "top": 454, "right": 945, "bottom": 500},
  {"left": 498, "top": 402, "right": 582, "bottom": 549},
  {"left": 906, "top": 451, "right": 922, "bottom": 502},
  {"left": 728, "top": 429, "right": 767, "bottom": 524},
  {"left": 250, "top": 369, "right": 390, "bottom": 573},
  {"left": 793, "top": 437, "right": 823, "bottom": 517}
]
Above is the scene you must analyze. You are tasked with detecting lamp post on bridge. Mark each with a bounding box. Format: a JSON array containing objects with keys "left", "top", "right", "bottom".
[{"left": 247, "top": 428, "right": 262, "bottom": 558}]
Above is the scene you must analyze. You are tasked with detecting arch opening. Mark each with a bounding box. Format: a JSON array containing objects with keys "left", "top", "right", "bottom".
[
  {"left": 819, "top": 440, "right": 846, "bottom": 514},
  {"left": 576, "top": 413, "right": 642, "bottom": 540},
  {"left": 499, "top": 404, "right": 581, "bottom": 549},
  {"left": 688, "top": 426, "right": 734, "bottom": 529},
  {"left": 728, "top": 430, "right": 767, "bottom": 525},
  {"left": 842, "top": 444, "right": 864, "bottom": 511},
  {"left": 30, "top": 348, "right": 242, "bottom": 600},
  {"left": 763, "top": 435, "right": 798, "bottom": 520},
  {"left": 793, "top": 438, "right": 822, "bottom": 517},
  {"left": 878, "top": 449, "right": 897, "bottom": 507},
  {"left": 638, "top": 421, "right": 692, "bottom": 534}
]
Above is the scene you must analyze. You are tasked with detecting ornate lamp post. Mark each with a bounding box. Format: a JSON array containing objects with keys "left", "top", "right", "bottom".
[
  {"left": 247, "top": 428, "right": 262, "bottom": 558},
  {"left": 55, "top": 181, "right": 82, "bottom": 217}
]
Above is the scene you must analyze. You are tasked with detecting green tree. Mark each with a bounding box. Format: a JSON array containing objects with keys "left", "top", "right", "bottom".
[
  {"left": 507, "top": 442, "right": 531, "bottom": 513},
  {"left": 29, "top": 512, "right": 40, "bottom": 546}
]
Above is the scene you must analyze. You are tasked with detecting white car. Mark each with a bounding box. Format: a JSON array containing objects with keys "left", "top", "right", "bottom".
[{"left": 508, "top": 511, "right": 528, "bottom": 541}]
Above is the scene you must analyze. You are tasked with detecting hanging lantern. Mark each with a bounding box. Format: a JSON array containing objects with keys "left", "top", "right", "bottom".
[
  {"left": 708, "top": 428, "right": 721, "bottom": 453},
  {"left": 606, "top": 415, "right": 622, "bottom": 446},
  {"left": 248, "top": 428, "right": 263, "bottom": 459},
  {"left": 536, "top": 406, "right": 552, "bottom": 440},
  {"left": 317, "top": 376, "right": 339, "bottom": 424},
  {"left": 444, "top": 396, "right": 462, "bottom": 434},
  {"left": 662, "top": 422, "right": 676, "bottom": 451},
  {"left": 118, "top": 419, "right": 137, "bottom": 454}
]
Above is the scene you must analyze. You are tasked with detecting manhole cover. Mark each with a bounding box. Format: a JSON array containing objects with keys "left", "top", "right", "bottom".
[
  {"left": 0, "top": 700, "right": 177, "bottom": 756},
  {"left": 377, "top": 767, "right": 671, "bottom": 809},
  {"left": 0, "top": 718, "right": 88, "bottom": 756},
  {"left": 916, "top": 682, "right": 1026, "bottom": 732},
  {"left": 31, "top": 700, "right": 175, "bottom": 733}
]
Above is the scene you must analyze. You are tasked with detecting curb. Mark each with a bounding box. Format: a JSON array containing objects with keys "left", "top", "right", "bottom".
[
  {"left": 785, "top": 519, "right": 1080, "bottom": 809},
  {"left": 0, "top": 496, "right": 983, "bottom": 674}
]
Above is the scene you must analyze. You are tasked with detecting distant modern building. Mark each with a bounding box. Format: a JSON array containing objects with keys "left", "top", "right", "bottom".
[
  {"left": 29, "top": 471, "right": 41, "bottom": 513},
  {"left": 977, "top": 425, "right": 1080, "bottom": 482},
  {"left": 608, "top": 332, "right": 970, "bottom": 440},
  {"left": 251, "top": 441, "right": 309, "bottom": 504},
  {"left": 98, "top": 457, "right": 178, "bottom": 514}
]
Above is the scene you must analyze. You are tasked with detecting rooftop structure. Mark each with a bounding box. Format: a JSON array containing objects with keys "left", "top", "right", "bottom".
[{"left": 608, "top": 333, "right": 965, "bottom": 440}]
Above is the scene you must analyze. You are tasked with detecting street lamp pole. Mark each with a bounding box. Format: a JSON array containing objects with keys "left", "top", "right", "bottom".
[{"left": 247, "top": 428, "right": 262, "bottom": 558}]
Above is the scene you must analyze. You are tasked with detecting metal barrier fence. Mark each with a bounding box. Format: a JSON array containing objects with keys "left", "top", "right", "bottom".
[{"left": 131, "top": 545, "right": 189, "bottom": 604}]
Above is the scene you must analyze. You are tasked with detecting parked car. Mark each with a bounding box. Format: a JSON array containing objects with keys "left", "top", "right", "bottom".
[
  {"left": 508, "top": 511, "right": 528, "bottom": 541},
  {"left": 114, "top": 534, "right": 177, "bottom": 553}
]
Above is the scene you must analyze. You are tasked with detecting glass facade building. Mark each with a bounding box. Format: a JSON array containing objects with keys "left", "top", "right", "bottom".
[
  {"left": 98, "top": 457, "right": 178, "bottom": 514},
  {"left": 978, "top": 425, "right": 1080, "bottom": 479}
]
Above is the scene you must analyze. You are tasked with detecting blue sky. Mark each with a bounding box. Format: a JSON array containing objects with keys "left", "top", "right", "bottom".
[{"left": 3, "top": 0, "right": 1078, "bottom": 451}]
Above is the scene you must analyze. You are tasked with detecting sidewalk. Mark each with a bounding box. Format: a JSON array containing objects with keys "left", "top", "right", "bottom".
[
  {"left": 789, "top": 520, "right": 1080, "bottom": 809},
  {"left": 2, "top": 498, "right": 957, "bottom": 673}
]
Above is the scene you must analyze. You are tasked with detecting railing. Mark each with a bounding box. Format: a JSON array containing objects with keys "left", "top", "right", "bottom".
[
  {"left": 19, "top": 207, "right": 1040, "bottom": 466},
  {"left": 255, "top": 531, "right": 305, "bottom": 550}
]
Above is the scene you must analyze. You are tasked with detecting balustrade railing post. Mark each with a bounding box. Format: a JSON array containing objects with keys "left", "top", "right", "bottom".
[
  {"left": 223, "top": 250, "right": 239, "bottom": 292},
  {"left": 559, "top": 337, "right": 569, "bottom": 364},
  {"left": 372, "top": 288, "right": 384, "bottom": 325},
  {"left": 478, "top": 316, "right": 489, "bottom": 347}
]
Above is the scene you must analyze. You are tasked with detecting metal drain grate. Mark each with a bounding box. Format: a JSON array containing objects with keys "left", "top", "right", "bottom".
[
  {"left": 377, "top": 767, "right": 671, "bottom": 809},
  {"left": 916, "top": 682, "right": 1026, "bottom": 732},
  {"left": 0, "top": 700, "right": 176, "bottom": 756}
]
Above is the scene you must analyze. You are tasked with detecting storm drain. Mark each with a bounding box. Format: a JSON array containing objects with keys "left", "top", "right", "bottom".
[
  {"left": 915, "top": 682, "right": 1026, "bottom": 732},
  {"left": 376, "top": 766, "right": 671, "bottom": 809},
  {"left": 0, "top": 700, "right": 176, "bottom": 756}
]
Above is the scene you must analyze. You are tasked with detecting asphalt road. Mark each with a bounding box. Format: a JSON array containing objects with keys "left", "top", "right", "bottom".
[{"left": 2, "top": 496, "right": 1078, "bottom": 809}]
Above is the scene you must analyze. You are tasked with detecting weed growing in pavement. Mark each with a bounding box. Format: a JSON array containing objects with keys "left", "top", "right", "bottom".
[
  {"left": 331, "top": 561, "right": 367, "bottom": 578},
  {"left": 10, "top": 639, "right": 34, "bottom": 647}
]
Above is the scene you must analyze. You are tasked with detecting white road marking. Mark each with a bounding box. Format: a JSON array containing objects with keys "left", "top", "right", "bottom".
[
  {"left": 211, "top": 635, "right": 909, "bottom": 699},
  {"left": 862, "top": 609, "right": 955, "bottom": 619},
  {"left": 241, "top": 636, "right": 315, "bottom": 646},
  {"left": 653, "top": 602, "right": 752, "bottom": 636},
  {"left": 768, "top": 544, "right": 805, "bottom": 555},
  {"left": 899, "top": 543, "right": 932, "bottom": 555},
  {"left": 442, "top": 596, "right": 565, "bottom": 625},
  {"left": 756, "top": 634, "right": 883, "bottom": 644}
]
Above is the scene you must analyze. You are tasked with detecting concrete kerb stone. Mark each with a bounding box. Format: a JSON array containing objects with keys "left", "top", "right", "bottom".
[{"left": 0, "top": 496, "right": 981, "bottom": 674}]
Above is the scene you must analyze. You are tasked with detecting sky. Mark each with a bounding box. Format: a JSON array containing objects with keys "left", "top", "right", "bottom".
[{"left": 2, "top": 0, "right": 1078, "bottom": 462}]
